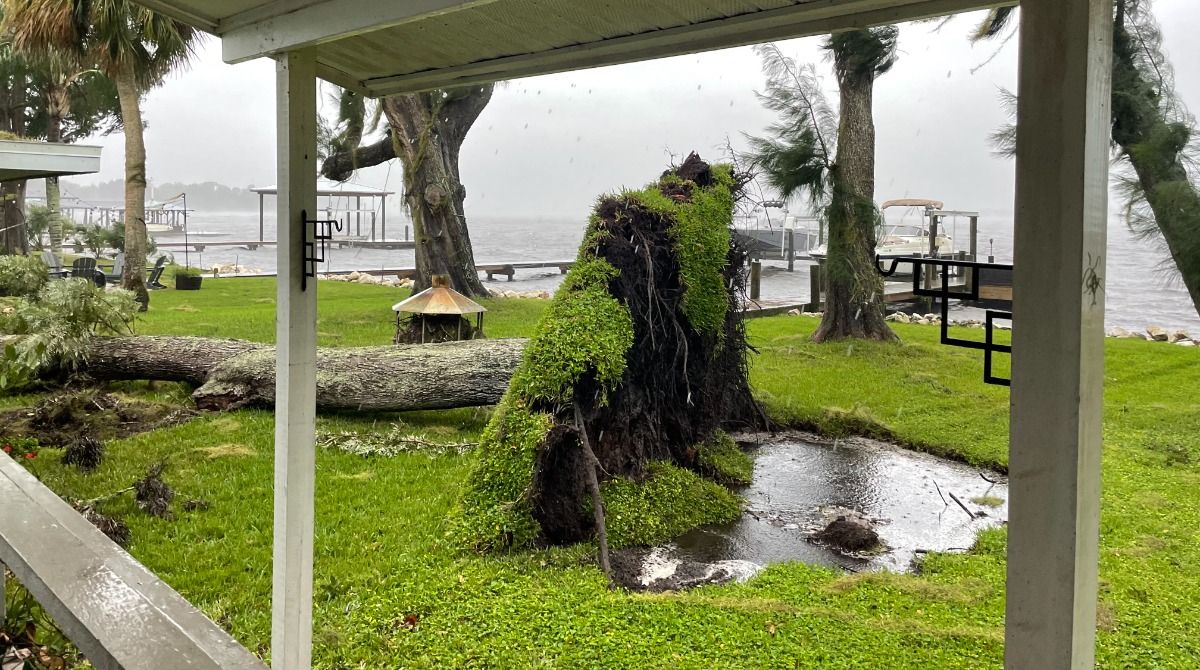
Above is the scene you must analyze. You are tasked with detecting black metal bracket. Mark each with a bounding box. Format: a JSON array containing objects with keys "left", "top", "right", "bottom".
[
  {"left": 301, "top": 209, "right": 343, "bottom": 291},
  {"left": 876, "top": 255, "right": 1014, "bottom": 386}
]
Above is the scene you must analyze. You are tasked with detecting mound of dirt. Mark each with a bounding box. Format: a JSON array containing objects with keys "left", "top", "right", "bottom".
[
  {"left": 0, "top": 391, "right": 195, "bottom": 447},
  {"left": 813, "top": 515, "right": 881, "bottom": 553}
]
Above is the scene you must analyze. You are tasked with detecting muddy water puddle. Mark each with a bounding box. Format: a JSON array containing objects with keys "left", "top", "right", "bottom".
[{"left": 631, "top": 433, "right": 1007, "bottom": 589}]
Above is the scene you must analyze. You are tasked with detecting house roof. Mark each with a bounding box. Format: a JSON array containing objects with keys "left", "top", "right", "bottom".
[
  {"left": 135, "top": 0, "right": 1006, "bottom": 97},
  {"left": 0, "top": 141, "right": 102, "bottom": 181}
]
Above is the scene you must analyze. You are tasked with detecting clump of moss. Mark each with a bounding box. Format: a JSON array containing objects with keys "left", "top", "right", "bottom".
[
  {"left": 511, "top": 257, "right": 634, "bottom": 404},
  {"left": 601, "top": 462, "right": 742, "bottom": 548},
  {"left": 666, "top": 164, "right": 735, "bottom": 335},
  {"left": 695, "top": 430, "right": 754, "bottom": 486},
  {"left": 453, "top": 396, "right": 553, "bottom": 552},
  {"left": 621, "top": 162, "right": 736, "bottom": 336}
]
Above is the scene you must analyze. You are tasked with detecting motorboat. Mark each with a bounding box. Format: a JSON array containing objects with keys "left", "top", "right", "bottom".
[{"left": 809, "top": 198, "right": 954, "bottom": 260}]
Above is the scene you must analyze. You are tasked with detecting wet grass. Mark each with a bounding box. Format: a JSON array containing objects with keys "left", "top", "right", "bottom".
[
  {"left": 3, "top": 283, "right": 1199, "bottom": 668},
  {"left": 132, "top": 277, "right": 546, "bottom": 345}
]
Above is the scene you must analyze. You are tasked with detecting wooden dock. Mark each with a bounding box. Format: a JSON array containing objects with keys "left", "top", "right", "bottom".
[
  {"left": 154, "top": 239, "right": 416, "bottom": 252},
  {"left": 334, "top": 239, "right": 415, "bottom": 250},
  {"left": 210, "top": 259, "right": 576, "bottom": 281}
]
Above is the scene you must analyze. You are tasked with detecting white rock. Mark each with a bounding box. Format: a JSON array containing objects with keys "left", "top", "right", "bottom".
[
  {"left": 1175, "top": 339, "right": 1196, "bottom": 347},
  {"left": 1108, "top": 327, "right": 1131, "bottom": 338},
  {"left": 885, "top": 312, "right": 910, "bottom": 323},
  {"left": 1146, "top": 325, "right": 1169, "bottom": 341},
  {"left": 787, "top": 308, "right": 801, "bottom": 316},
  {"left": 1170, "top": 330, "right": 1190, "bottom": 343},
  {"left": 347, "top": 271, "right": 361, "bottom": 281}
]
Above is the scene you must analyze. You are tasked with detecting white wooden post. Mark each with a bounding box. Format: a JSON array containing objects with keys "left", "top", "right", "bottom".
[
  {"left": 1007, "top": 0, "right": 1112, "bottom": 668},
  {"left": 273, "top": 47, "right": 318, "bottom": 670}
]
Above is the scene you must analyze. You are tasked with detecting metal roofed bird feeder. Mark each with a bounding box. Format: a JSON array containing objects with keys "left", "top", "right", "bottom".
[{"left": 391, "top": 274, "right": 486, "bottom": 344}]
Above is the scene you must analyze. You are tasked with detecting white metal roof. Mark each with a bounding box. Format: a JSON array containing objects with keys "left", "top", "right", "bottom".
[
  {"left": 136, "top": 0, "right": 1006, "bottom": 96},
  {"left": 0, "top": 141, "right": 102, "bottom": 181},
  {"left": 250, "top": 180, "right": 394, "bottom": 197}
]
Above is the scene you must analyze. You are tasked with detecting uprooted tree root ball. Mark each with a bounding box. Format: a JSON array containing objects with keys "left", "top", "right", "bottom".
[{"left": 454, "top": 153, "right": 761, "bottom": 554}]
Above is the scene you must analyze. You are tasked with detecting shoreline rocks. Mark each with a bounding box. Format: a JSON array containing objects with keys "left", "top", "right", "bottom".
[{"left": 788, "top": 310, "right": 1195, "bottom": 345}]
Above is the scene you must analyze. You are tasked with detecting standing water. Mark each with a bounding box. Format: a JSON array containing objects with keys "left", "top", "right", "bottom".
[{"left": 619, "top": 433, "right": 1007, "bottom": 590}]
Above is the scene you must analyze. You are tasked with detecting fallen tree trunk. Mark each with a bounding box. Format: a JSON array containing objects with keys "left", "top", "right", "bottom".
[{"left": 72, "top": 336, "right": 527, "bottom": 412}]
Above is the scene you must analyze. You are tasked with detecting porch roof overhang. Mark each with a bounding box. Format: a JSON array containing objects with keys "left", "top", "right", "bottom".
[
  {"left": 137, "top": 0, "right": 1012, "bottom": 96},
  {"left": 0, "top": 141, "right": 102, "bottom": 181}
]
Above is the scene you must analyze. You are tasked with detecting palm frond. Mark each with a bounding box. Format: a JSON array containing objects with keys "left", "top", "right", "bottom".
[
  {"left": 826, "top": 26, "right": 899, "bottom": 80},
  {"left": 971, "top": 7, "right": 1016, "bottom": 42},
  {"left": 742, "top": 43, "right": 836, "bottom": 207}
]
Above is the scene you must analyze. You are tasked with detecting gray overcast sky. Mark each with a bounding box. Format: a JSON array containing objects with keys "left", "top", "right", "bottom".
[{"left": 72, "top": 3, "right": 1200, "bottom": 219}]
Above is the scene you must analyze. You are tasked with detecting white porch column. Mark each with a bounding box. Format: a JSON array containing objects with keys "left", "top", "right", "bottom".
[
  {"left": 1007, "top": 0, "right": 1112, "bottom": 668},
  {"left": 273, "top": 48, "right": 318, "bottom": 670}
]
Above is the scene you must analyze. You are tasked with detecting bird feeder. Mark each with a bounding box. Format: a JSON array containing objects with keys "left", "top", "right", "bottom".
[{"left": 391, "top": 274, "right": 486, "bottom": 344}]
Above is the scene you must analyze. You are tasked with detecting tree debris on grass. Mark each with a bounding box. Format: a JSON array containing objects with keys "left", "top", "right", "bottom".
[
  {"left": 134, "top": 462, "right": 174, "bottom": 519},
  {"left": 318, "top": 425, "right": 478, "bottom": 457},
  {"left": 0, "top": 391, "right": 195, "bottom": 447},
  {"left": 61, "top": 436, "right": 105, "bottom": 472}
]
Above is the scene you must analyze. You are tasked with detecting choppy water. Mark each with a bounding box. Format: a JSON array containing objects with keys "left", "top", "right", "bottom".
[{"left": 152, "top": 209, "right": 1200, "bottom": 333}]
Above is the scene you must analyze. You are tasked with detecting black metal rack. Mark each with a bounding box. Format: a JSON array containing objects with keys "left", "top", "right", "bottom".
[
  {"left": 876, "top": 255, "right": 1014, "bottom": 386},
  {"left": 300, "top": 209, "right": 343, "bottom": 291}
]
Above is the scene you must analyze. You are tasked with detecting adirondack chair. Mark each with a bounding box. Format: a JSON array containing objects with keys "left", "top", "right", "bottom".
[
  {"left": 103, "top": 252, "right": 125, "bottom": 284},
  {"left": 147, "top": 256, "right": 168, "bottom": 290},
  {"left": 41, "top": 250, "right": 67, "bottom": 278},
  {"left": 70, "top": 257, "right": 97, "bottom": 279}
]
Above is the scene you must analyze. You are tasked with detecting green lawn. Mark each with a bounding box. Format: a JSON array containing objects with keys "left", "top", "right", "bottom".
[{"left": 5, "top": 278, "right": 1200, "bottom": 668}]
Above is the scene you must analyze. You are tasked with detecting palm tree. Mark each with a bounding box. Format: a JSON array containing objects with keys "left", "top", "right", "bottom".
[
  {"left": 975, "top": 2, "right": 1200, "bottom": 319},
  {"left": 321, "top": 85, "right": 494, "bottom": 296},
  {"left": 747, "top": 32, "right": 900, "bottom": 342},
  {"left": 31, "top": 50, "right": 119, "bottom": 253},
  {"left": 5, "top": 0, "right": 196, "bottom": 309}
]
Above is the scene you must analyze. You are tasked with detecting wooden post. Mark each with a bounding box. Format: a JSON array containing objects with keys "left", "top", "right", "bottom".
[
  {"left": 1007, "top": 0, "right": 1111, "bottom": 668},
  {"left": 380, "top": 197, "right": 386, "bottom": 241},
  {"left": 749, "top": 260, "right": 761, "bottom": 300},
  {"left": 969, "top": 215, "right": 979, "bottom": 261},
  {"left": 785, "top": 228, "right": 795, "bottom": 272},
  {"left": 259, "top": 192, "right": 265, "bottom": 242},
  {"left": 272, "top": 48, "right": 318, "bottom": 670},
  {"left": 808, "top": 263, "right": 822, "bottom": 311}
]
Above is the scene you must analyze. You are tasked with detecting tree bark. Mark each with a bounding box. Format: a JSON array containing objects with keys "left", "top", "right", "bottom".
[
  {"left": 65, "top": 335, "right": 527, "bottom": 412},
  {"left": 321, "top": 135, "right": 396, "bottom": 182},
  {"left": 323, "top": 85, "right": 493, "bottom": 296},
  {"left": 1111, "top": 3, "right": 1200, "bottom": 318},
  {"left": 813, "top": 41, "right": 897, "bottom": 343},
  {"left": 113, "top": 68, "right": 149, "bottom": 310},
  {"left": 1, "top": 181, "right": 28, "bottom": 256},
  {"left": 46, "top": 80, "right": 69, "bottom": 254}
]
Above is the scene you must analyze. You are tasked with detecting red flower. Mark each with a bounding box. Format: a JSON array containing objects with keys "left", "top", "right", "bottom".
[
  {"left": 2, "top": 445, "right": 11, "bottom": 454},
  {"left": 24, "top": 452, "right": 35, "bottom": 459}
]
